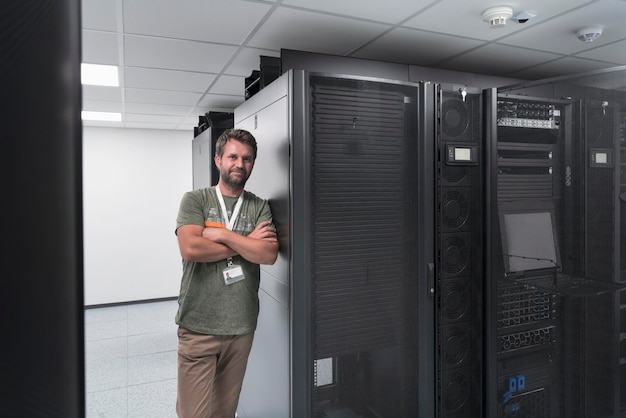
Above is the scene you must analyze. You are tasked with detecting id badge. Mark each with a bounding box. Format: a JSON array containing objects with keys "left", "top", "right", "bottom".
[{"left": 223, "top": 264, "right": 245, "bottom": 285}]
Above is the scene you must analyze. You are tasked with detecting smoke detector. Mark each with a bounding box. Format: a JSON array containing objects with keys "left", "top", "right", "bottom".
[
  {"left": 482, "top": 6, "right": 514, "bottom": 28},
  {"left": 576, "top": 26, "right": 603, "bottom": 43}
]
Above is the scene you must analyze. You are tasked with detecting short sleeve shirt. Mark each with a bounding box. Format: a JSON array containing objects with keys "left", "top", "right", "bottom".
[{"left": 174, "top": 186, "right": 273, "bottom": 335}]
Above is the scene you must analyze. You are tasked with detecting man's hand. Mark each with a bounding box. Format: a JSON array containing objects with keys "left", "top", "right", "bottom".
[
  {"left": 247, "top": 221, "right": 278, "bottom": 242},
  {"left": 201, "top": 224, "right": 226, "bottom": 242}
]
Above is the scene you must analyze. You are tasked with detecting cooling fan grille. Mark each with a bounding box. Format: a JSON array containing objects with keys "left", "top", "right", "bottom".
[
  {"left": 442, "top": 190, "right": 470, "bottom": 229},
  {"left": 442, "top": 98, "right": 470, "bottom": 139},
  {"left": 442, "top": 326, "right": 470, "bottom": 366},
  {"left": 441, "top": 280, "right": 470, "bottom": 322},
  {"left": 442, "top": 236, "right": 470, "bottom": 275}
]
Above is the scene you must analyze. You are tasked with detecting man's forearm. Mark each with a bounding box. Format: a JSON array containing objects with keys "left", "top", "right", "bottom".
[
  {"left": 213, "top": 230, "right": 278, "bottom": 265},
  {"left": 203, "top": 225, "right": 278, "bottom": 265},
  {"left": 182, "top": 234, "right": 238, "bottom": 262}
]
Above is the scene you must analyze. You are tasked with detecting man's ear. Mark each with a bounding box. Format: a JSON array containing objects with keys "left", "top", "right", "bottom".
[{"left": 214, "top": 155, "right": 220, "bottom": 167}]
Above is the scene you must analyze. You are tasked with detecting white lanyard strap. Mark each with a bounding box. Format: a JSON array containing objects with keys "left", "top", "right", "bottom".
[{"left": 215, "top": 186, "right": 244, "bottom": 231}]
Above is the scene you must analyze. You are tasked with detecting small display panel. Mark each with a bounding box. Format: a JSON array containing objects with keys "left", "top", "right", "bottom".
[
  {"left": 446, "top": 144, "right": 478, "bottom": 165},
  {"left": 455, "top": 147, "right": 472, "bottom": 161},
  {"left": 589, "top": 148, "right": 613, "bottom": 167}
]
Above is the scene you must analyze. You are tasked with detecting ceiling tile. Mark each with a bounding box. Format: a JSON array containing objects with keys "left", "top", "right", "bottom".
[
  {"left": 124, "top": 67, "right": 217, "bottom": 93},
  {"left": 123, "top": 0, "right": 272, "bottom": 44},
  {"left": 82, "top": 85, "right": 123, "bottom": 102},
  {"left": 82, "top": 30, "right": 120, "bottom": 65},
  {"left": 508, "top": 56, "right": 617, "bottom": 80},
  {"left": 83, "top": 120, "right": 124, "bottom": 128},
  {"left": 125, "top": 121, "right": 189, "bottom": 131},
  {"left": 352, "top": 27, "right": 485, "bottom": 66},
  {"left": 281, "top": 0, "right": 435, "bottom": 24},
  {"left": 82, "top": 0, "right": 118, "bottom": 31},
  {"left": 125, "top": 113, "right": 187, "bottom": 124},
  {"left": 439, "top": 43, "right": 562, "bottom": 76},
  {"left": 246, "top": 7, "right": 390, "bottom": 55},
  {"left": 575, "top": 39, "right": 626, "bottom": 65},
  {"left": 82, "top": 100, "right": 123, "bottom": 113},
  {"left": 124, "top": 35, "right": 238, "bottom": 73},
  {"left": 209, "top": 75, "right": 246, "bottom": 96},
  {"left": 124, "top": 102, "right": 195, "bottom": 116},
  {"left": 125, "top": 88, "right": 202, "bottom": 106}
]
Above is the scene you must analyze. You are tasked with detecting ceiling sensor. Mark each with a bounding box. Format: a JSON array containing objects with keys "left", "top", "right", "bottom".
[
  {"left": 511, "top": 11, "right": 537, "bottom": 24},
  {"left": 482, "top": 6, "right": 513, "bottom": 28},
  {"left": 576, "top": 26, "right": 603, "bottom": 42}
]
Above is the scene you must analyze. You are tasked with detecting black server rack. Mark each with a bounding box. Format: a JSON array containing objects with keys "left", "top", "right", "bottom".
[
  {"left": 485, "top": 69, "right": 626, "bottom": 417},
  {"left": 491, "top": 94, "right": 569, "bottom": 418},
  {"left": 305, "top": 73, "right": 424, "bottom": 418},
  {"left": 234, "top": 69, "right": 437, "bottom": 418}
]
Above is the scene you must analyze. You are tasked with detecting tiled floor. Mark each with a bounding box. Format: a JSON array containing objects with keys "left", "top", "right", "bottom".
[{"left": 84, "top": 298, "right": 179, "bottom": 418}]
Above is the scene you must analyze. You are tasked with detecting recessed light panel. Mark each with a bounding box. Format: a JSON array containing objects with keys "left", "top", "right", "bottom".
[
  {"left": 81, "top": 111, "right": 122, "bottom": 122},
  {"left": 81, "top": 63, "right": 119, "bottom": 87}
]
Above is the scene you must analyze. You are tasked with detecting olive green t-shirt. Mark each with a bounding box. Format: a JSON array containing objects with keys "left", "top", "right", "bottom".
[{"left": 174, "top": 186, "right": 273, "bottom": 335}]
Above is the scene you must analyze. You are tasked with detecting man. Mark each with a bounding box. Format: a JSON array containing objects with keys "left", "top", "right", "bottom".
[{"left": 174, "top": 128, "right": 279, "bottom": 417}]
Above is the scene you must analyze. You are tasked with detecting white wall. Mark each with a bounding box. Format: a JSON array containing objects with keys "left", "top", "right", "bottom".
[{"left": 82, "top": 126, "right": 192, "bottom": 306}]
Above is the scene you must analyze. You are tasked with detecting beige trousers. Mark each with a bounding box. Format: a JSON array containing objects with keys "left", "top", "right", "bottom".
[{"left": 176, "top": 327, "right": 254, "bottom": 418}]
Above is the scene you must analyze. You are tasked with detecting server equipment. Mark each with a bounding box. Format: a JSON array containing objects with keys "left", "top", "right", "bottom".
[
  {"left": 486, "top": 68, "right": 626, "bottom": 417},
  {"left": 233, "top": 69, "right": 434, "bottom": 417},
  {"left": 435, "top": 85, "right": 484, "bottom": 417},
  {"left": 189, "top": 56, "right": 626, "bottom": 417}
]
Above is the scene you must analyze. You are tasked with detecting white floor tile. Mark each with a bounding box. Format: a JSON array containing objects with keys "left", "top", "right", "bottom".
[{"left": 85, "top": 299, "right": 178, "bottom": 417}]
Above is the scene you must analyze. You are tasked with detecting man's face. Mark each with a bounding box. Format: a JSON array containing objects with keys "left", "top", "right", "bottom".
[{"left": 215, "top": 139, "right": 255, "bottom": 188}]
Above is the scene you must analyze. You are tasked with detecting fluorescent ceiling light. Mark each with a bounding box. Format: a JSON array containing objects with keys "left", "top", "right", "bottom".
[
  {"left": 81, "top": 63, "right": 119, "bottom": 86},
  {"left": 82, "top": 111, "right": 122, "bottom": 122}
]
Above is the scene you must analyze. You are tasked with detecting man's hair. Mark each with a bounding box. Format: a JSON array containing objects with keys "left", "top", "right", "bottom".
[{"left": 215, "top": 128, "right": 257, "bottom": 159}]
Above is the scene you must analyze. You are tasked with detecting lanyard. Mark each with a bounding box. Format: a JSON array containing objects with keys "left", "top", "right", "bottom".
[{"left": 215, "top": 186, "right": 244, "bottom": 231}]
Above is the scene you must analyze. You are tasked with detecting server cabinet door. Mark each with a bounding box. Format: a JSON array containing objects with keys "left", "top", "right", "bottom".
[{"left": 293, "top": 73, "right": 431, "bottom": 418}]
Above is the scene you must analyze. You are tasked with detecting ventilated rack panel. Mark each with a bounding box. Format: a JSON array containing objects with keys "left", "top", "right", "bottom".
[
  {"left": 497, "top": 283, "right": 556, "bottom": 330},
  {"left": 498, "top": 326, "right": 555, "bottom": 354}
]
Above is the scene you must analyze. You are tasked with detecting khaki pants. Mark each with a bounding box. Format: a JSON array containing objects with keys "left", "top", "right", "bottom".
[{"left": 176, "top": 327, "right": 254, "bottom": 418}]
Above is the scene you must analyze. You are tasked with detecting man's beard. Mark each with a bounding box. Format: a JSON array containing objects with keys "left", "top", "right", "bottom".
[{"left": 221, "top": 168, "right": 249, "bottom": 188}]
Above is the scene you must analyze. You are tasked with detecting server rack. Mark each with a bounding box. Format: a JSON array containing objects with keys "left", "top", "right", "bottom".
[
  {"left": 491, "top": 94, "right": 570, "bottom": 418},
  {"left": 234, "top": 69, "right": 437, "bottom": 417},
  {"left": 485, "top": 67, "right": 626, "bottom": 417}
]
